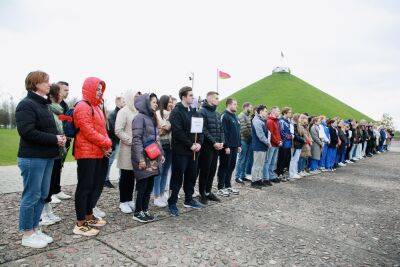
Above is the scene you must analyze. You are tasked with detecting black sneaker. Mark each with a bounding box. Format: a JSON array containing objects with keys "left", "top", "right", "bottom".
[
  {"left": 262, "top": 180, "right": 273, "bottom": 186},
  {"left": 271, "top": 179, "right": 280, "bottom": 183},
  {"left": 206, "top": 192, "right": 221, "bottom": 202},
  {"left": 199, "top": 195, "right": 208, "bottom": 205},
  {"left": 133, "top": 211, "right": 149, "bottom": 223},
  {"left": 143, "top": 211, "right": 155, "bottom": 222},
  {"left": 235, "top": 178, "right": 244, "bottom": 184},
  {"left": 104, "top": 180, "right": 115, "bottom": 188},
  {"left": 242, "top": 176, "right": 252, "bottom": 182},
  {"left": 251, "top": 181, "right": 263, "bottom": 189}
]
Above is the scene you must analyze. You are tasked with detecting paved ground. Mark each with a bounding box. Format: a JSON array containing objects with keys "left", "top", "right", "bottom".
[{"left": 0, "top": 145, "right": 399, "bottom": 266}]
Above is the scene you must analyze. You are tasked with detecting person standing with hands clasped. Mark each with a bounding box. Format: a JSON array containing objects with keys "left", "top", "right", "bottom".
[
  {"left": 198, "top": 91, "right": 224, "bottom": 205},
  {"left": 16, "top": 71, "right": 67, "bottom": 248},
  {"left": 265, "top": 107, "right": 282, "bottom": 183},
  {"left": 217, "top": 98, "right": 241, "bottom": 197},
  {"left": 72, "top": 77, "right": 111, "bottom": 236},
  {"left": 168, "top": 87, "right": 204, "bottom": 216},
  {"left": 131, "top": 93, "right": 164, "bottom": 223}
]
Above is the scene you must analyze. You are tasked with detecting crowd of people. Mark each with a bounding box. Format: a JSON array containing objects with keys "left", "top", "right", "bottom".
[{"left": 15, "top": 70, "right": 394, "bottom": 248}]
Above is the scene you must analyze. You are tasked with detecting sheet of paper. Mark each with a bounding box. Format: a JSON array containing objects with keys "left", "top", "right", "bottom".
[{"left": 190, "top": 117, "right": 203, "bottom": 133}]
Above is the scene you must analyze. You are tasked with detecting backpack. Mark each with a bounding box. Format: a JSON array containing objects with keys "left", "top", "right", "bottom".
[{"left": 58, "top": 100, "right": 93, "bottom": 138}]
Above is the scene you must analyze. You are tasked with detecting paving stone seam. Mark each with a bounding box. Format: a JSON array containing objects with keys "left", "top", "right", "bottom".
[{"left": 95, "top": 237, "right": 147, "bottom": 267}]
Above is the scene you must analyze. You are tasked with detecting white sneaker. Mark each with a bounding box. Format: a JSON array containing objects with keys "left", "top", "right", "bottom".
[
  {"left": 47, "top": 212, "right": 61, "bottom": 223},
  {"left": 119, "top": 202, "right": 133, "bottom": 214},
  {"left": 345, "top": 160, "right": 352, "bottom": 164},
  {"left": 50, "top": 195, "right": 61, "bottom": 204},
  {"left": 338, "top": 162, "right": 346, "bottom": 167},
  {"left": 127, "top": 200, "right": 136, "bottom": 210},
  {"left": 154, "top": 197, "right": 167, "bottom": 208},
  {"left": 44, "top": 203, "right": 61, "bottom": 223},
  {"left": 21, "top": 233, "right": 48, "bottom": 249},
  {"left": 55, "top": 191, "right": 71, "bottom": 200},
  {"left": 36, "top": 229, "right": 53, "bottom": 243},
  {"left": 39, "top": 214, "right": 56, "bottom": 226},
  {"left": 217, "top": 189, "right": 230, "bottom": 197},
  {"left": 93, "top": 207, "right": 106, "bottom": 218},
  {"left": 227, "top": 187, "right": 239, "bottom": 195},
  {"left": 290, "top": 174, "right": 301, "bottom": 179}
]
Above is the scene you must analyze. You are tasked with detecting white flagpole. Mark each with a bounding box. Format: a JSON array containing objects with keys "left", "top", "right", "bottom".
[{"left": 216, "top": 69, "right": 219, "bottom": 93}]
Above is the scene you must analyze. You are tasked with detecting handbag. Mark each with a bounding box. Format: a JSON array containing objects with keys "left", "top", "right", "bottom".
[{"left": 143, "top": 120, "right": 161, "bottom": 160}]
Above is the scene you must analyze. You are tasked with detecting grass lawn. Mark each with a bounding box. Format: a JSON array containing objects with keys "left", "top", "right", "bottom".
[{"left": 0, "top": 129, "right": 74, "bottom": 166}]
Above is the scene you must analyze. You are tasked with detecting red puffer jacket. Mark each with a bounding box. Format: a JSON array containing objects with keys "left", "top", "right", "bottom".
[
  {"left": 73, "top": 77, "right": 112, "bottom": 159},
  {"left": 266, "top": 116, "right": 282, "bottom": 147}
]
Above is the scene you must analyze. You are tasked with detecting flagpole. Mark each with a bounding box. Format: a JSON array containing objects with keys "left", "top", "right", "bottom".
[
  {"left": 191, "top": 72, "right": 194, "bottom": 89},
  {"left": 216, "top": 68, "right": 219, "bottom": 93}
]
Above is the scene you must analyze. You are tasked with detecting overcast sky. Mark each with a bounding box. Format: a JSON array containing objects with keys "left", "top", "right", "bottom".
[{"left": 0, "top": 0, "right": 399, "bottom": 129}]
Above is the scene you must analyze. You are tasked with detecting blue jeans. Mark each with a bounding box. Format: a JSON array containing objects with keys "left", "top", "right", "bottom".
[
  {"left": 263, "top": 146, "right": 279, "bottom": 180},
  {"left": 298, "top": 157, "right": 307, "bottom": 172},
  {"left": 319, "top": 144, "right": 328, "bottom": 168},
  {"left": 106, "top": 143, "right": 119, "bottom": 181},
  {"left": 235, "top": 140, "right": 252, "bottom": 179},
  {"left": 245, "top": 146, "right": 253, "bottom": 175},
  {"left": 18, "top": 157, "right": 54, "bottom": 232},
  {"left": 326, "top": 147, "right": 337, "bottom": 169},
  {"left": 153, "top": 147, "right": 172, "bottom": 196},
  {"left": 309, "top": 159, "right": 319, "bottom": 171}
]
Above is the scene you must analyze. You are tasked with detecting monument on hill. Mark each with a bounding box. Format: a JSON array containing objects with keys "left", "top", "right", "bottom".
[{"left": 272, "top": 51, "right": 291, "bottom": 74}]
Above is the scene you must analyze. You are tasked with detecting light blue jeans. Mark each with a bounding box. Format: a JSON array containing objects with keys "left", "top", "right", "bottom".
[
  {"left": 235, "top": 140, "right": 252, "bottom": 179},
  {"left": 153, "top": 147, "right": 172, "bottom": 196},
  {"left": 263, "top": 146, "right": 279, "bottom": 180},
  {"left": 18, "top": 157, "right": 54, "bottom": 232}
]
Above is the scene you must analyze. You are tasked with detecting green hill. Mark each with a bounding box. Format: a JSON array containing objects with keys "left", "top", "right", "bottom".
[{"left": 219, "top": 72, "right": 372, "bottom": 121}]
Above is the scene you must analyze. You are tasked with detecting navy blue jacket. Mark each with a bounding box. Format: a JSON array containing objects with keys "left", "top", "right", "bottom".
[{"left": 221, "top": 110, "right": 241, "bottom": 148}]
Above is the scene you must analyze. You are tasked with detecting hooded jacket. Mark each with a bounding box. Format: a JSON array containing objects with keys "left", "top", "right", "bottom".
[
  {"left": 170, "top": 102, "right": 204, "bottom": 155},
  {"left": 251, "top": 114, "right": 269, "bottom": 151},
  {"left": 267, "top": 116, "right": 282, "bottom": 147},
  {"left": 73, "top": 77, "right": 112, "bottom": 159},
  {"left": 200, "top": 101, "right": 224, "bottom": 146},
  {"left": 115, "top": 89, "right": 138, "bottom": 170},
  {"left": 131, "top": 93, "right": 163, "bottom": 180}
]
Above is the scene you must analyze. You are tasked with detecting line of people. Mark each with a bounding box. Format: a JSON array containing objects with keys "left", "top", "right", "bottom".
[{"left": 15, "top": 71, "right": 394, "bottom": 248}]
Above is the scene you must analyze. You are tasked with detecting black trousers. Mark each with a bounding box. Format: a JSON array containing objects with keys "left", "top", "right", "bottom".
[
  {"left": 168, "top": 153, "right": 198, "bottom": 205},
  {"left": 198, "top": 143, "right": 219, "bottom": 196},
  {"left": 120, "top": 169, "right": 135, "bottom": 203},
  {"left": 45, "top": 159, "right": 62, "bottom": 203},
  {"left": 276, "top": 147, "right": 291, "bottom": 176},
  {"left": 217, "top": 147, "right": 238, "bottom": 190},
  {"left": 135, "top": 176, "right": 154, "bottom": 213},
  {"left": 75, "top": 158, "right": 109, "bottom": 221}
]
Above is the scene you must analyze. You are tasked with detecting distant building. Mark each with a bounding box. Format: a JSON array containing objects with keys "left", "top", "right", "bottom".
[{"left": 272, "top": 66, "right": 291, "bottom": 74}]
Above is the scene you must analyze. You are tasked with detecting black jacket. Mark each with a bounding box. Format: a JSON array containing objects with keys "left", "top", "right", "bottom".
[
  {"left": 60, "top": 100, "right": 70, "bottom": 114},
  {"left": 338, "top": 128, "right": 348, "bottom": 146},
  {"left": 200, "top": 101, "right": 224, "bottom": 146},
  {"left": 170, "top": 102, "right": 204, "bottom": 155},
  {"left": 221, "top": 110, "right": 241, "bottom": 148},
  {"left": 293, "top": 123, "right": 305, "bottom": 149},
  {"left": 16, "top": 91, "right": 59, "bottom": 158},
  {"left": 328, "top": 126, "right": 338, "bottom": 148},
  {"left": 108, "top": 106, "right": 121, "bottom": 149}
]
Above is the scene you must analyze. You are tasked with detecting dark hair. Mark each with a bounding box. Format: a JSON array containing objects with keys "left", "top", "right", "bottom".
[
  {"left": 25, "top": 71, "right": 49, "bottom": 92},
  {"left": 225, "top": 98, "right": 236, "bottom": 107},
  {"left": 48, "top": 83, "right": 61, "bottom": 102},
  {"left": 206, "top": 91, "right": 218, "bottom": 97},
  {"left": 242, "top": 102, "right": 251, "bottom": 109},
  {"left": 179, "top": 86, "right": 192, "bottom": 100},
  {"left": 159, "top": 95, "right": 171, "bottom": 119},
  {"left": 57, "top": 81, "right": 69, "bottom": 86},
  {"left": 256, "top": 104, "right": 267, "bottom": 114}
]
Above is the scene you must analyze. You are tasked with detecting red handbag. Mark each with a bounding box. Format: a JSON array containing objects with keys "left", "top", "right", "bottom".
[{"left": 144, "top": 142, "right": 161, "bottom": 160}]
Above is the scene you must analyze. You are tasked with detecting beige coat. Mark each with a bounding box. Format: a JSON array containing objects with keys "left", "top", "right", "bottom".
[{"left": 115, "top": 90, "right": 138, "bottom": 170}]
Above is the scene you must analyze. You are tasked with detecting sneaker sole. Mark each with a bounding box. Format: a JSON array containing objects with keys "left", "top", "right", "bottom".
[
  {"left": 39, "top": 221, "right": 56, "bottom": 226},
  {"left": 73, "top": 229, "right": 99, "bottom": 237},
  {"left": 21, "top": 242, "right": 48, "bottom": 249},
  {"left": 183, "top": 204, "right": 203, "bottom": 209},
  {"left": 132, "top": 216, "right": 149, "bottom": 223}
]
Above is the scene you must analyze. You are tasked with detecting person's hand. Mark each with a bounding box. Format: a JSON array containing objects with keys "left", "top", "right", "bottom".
[
  {"left": 56, "top": 135, "right": 66, "bottom": 147},
  {"left": 225, "top": 148, "right": 231, "bottom": 154},
  {"left": 238, "top": 147, "right": 242, "bottom": 154},
  {"left": 214, "top": 143, "right": 223, "bottom": 150},
  {"left": 278, "top": 141, "right": 283, "bottom": 147},
  {"left": 139, "top": 161, "right": 146, "bottom": 170},
  {"left": 161, "top": 156, "right": 165, "bottom": 164},
  {"left": 191, "top": 144, "right": 197, "bottom": 151},
  {"left": 103, "top": 148, "right": 112, "bottom": 157},
  {"left": 195, "top": 143, "right": 201, "bottom": 152}
]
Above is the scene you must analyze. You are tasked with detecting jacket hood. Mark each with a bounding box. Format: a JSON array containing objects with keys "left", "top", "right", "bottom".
[
  {"left": 202, "top": 100, "right": 217, "bottom": 112},
  {"left": 123, "top": 89, "right": 138, "bottom": 112},
  {"left": 134, "top": 93, "right": 153, "bottom": 117},
  {"left": 268, "top": 115, "right": 278, "bottom": 121},
  {"left": 82, "top": 77, "right": 106, "bottom": 106}
]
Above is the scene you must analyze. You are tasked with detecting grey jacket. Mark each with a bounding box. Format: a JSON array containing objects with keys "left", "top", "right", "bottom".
[
  {"left": 310, "top": 124, "right": 323, "bottom": 160},
  {"left": 131, "top": 94, "right": 163, "bottom": 180}
]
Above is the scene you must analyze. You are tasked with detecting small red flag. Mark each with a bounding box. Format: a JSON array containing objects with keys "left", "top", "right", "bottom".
[{"left": 219, "top": 70, "right": 231, "bottom": 79}]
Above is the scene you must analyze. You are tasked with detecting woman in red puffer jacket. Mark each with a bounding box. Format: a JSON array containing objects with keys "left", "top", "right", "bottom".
[{"left": 73, "top": 77, "right": 112, "bottom": 237}]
